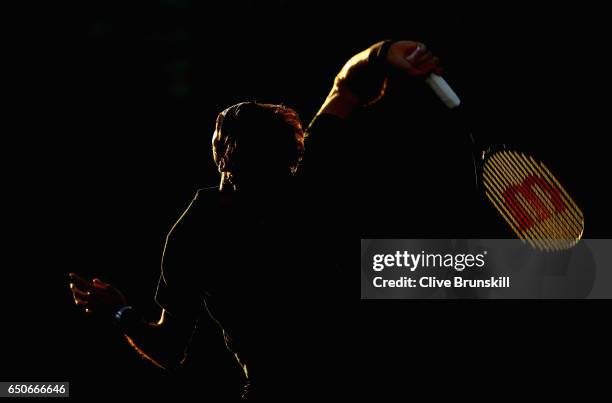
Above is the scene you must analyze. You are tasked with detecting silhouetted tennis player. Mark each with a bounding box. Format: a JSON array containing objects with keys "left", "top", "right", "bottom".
[{"left": 68, "top": 40, "right": 442, "bottom": 399}]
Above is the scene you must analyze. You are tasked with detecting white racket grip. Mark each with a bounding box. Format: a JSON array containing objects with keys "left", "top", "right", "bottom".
[{"left": 425, "top": 73, "right": 461, "bottom": 109}]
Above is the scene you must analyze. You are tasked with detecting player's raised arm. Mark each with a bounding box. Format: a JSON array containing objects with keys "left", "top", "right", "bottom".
[{"left": 313, "top": 40, "right": 443, "bottom": 120}]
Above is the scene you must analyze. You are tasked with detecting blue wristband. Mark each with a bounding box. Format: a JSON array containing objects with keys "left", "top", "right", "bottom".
[{"left": 114, "top": 305, "right": 134, "bottom": 322}]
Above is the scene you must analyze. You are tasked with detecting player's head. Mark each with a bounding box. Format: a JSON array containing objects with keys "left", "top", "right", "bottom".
[{"left": 212, "top": 102, "right": 304, "bottom": 188}]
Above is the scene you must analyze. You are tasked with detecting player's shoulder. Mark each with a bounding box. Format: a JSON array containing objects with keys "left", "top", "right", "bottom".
[
  {"left": 193, "top": 186, "right": 220, "bottom": 201},
  {"left": 168, "top": 186, "right": 220, "bottom": 232},
  {"left": 186, "top": 186, "right": 224, "bottom": 216},
  {"left": 166, "top": 187, "right": 219, "bottom": 239}
]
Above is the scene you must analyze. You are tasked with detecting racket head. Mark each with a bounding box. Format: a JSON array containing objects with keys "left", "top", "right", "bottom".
[{"left": 480, "top": 149, "right": 584, "bottom": 251}]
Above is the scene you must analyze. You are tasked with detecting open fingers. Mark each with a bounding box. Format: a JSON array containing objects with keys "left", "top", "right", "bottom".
[
  {"left": 69, "top": 284, "right": 90, "bottom": 307},
  {"left": 72, "top": 296, "right": 89, "bottom": 306},
  {"left": 70, "top": 283, "right": 91, "bottom": 299},
  {"left": 69, "top": 273, "right": 94, "bottom": 291},
  {"left": 92, "top": 278, "right": 110, "bottom": 290}
]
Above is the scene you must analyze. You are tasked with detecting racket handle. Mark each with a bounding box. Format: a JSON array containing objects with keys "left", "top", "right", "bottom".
[{"left": 425, "top": 73, "right": 461, "bottom": 109}]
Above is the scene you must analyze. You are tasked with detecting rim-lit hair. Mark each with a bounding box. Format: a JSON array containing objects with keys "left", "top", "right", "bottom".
[{"left": 212, "top": 102, "right": 304, "bottom": 185}]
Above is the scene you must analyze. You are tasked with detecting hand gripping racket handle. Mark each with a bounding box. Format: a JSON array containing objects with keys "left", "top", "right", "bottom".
[{"left": 425, "top": 73, "right": 461, "bottom": 109}]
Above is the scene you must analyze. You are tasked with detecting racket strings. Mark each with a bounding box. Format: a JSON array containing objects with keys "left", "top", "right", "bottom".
[
  {"left": 482, "top": 150, "right": 584, "bottom": 251},
  {"left": 493, "top": 154, "right": 576, "bottom": 238},
  {"left": 510, "top": 153, "right": 583, "bottom": 236},
  {"left": 487, "top": 154, "right": 576, "bottom": 251},
  {"left": 492, "top": 154, "right": 575, "bottom": 250},
  {"left": 484, "top": 157, "right": 553, "bottom": 250}
]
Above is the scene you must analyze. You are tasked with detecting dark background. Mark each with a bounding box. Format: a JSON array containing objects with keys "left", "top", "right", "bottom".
[{"left": 3, "top": 0, "right": 610, "bottom": 399}]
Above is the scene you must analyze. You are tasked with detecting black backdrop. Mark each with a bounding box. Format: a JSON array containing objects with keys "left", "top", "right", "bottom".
[{"left": 3, "top": 0, "right": 611, "bottom": 399}]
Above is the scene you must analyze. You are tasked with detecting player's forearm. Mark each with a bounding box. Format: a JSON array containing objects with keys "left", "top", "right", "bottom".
[
  {"left": 313, "top": 86, "right": 360, "bottom": 121},
  {"left": 114, "top": 307, "right": 189, "bottom": 370}
]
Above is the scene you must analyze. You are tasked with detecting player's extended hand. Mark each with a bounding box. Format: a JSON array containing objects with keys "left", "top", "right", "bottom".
[{"left": 68, "top": 273, "right": 127, "bottom": 315}]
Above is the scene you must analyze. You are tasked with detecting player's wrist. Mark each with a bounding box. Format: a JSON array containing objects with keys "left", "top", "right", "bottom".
[
  {"left": 367, "top": 39, "right": 395, "bottom": 66},
  {"left": 113, "top": 305, "right": 140, "bottom": 328}
]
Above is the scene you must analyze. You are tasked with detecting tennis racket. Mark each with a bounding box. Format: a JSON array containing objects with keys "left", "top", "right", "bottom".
[{"left": 425, "top": 73, "right": 584, "bottom": 251}]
